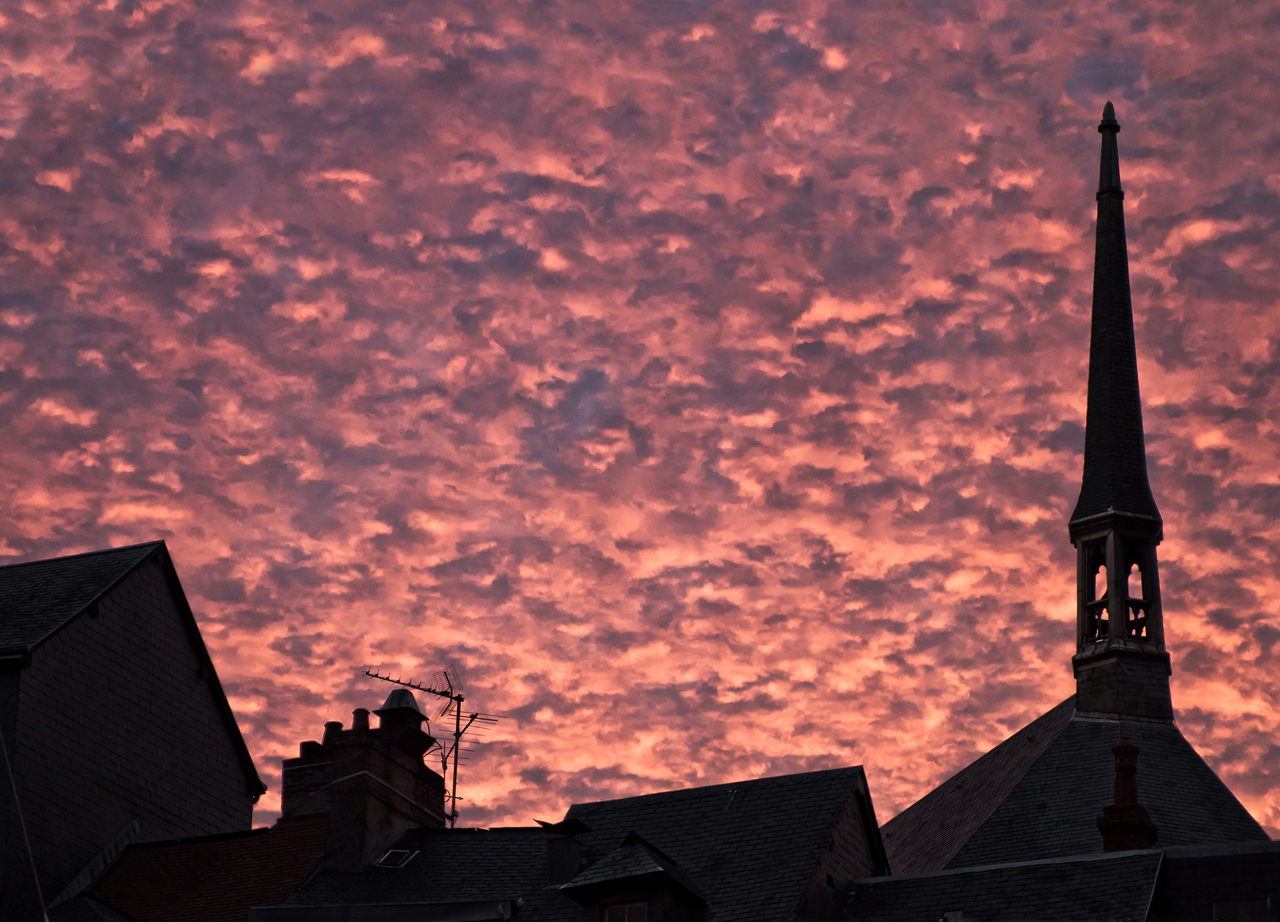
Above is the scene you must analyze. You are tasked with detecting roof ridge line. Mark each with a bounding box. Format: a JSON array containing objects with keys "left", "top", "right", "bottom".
[
  {"left": 0, "top": 540, "right": 164, "bottom": 572},
  {"left": 858, "top": 846, "right": 1163, "bottom": 883},
  {"left": 883, "top": 696, "right": 1076, "bottom": 873},
  {"left": 934, "top": 699, "right": 1077, "bottom": 868},
  {"left": 24, "top": 542, "right": 166, "bottom": 653},
  {"left": 568, "top": 765, "right": 863, "bottom": 810}
]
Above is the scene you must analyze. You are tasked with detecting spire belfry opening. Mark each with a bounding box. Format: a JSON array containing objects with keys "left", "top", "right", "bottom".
[{"left": 1068, "top": 103, "right": 1172, "bottom": 722}]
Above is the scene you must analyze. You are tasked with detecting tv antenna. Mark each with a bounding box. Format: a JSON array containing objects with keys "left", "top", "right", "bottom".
[{"left": 364, "top": 665, "right": 501, "bottom": 827}]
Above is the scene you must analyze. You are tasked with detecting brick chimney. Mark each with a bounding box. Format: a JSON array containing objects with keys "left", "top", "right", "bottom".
[
  {"left": 280, "top": 690, "right": 447, "bottom": 870},
  {"left": 1097, "top": 738, "right": 1158, "bottom": 851}
]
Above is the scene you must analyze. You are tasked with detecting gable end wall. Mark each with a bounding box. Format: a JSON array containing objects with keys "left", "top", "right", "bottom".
[
  {"left": 9, "top": 554, "right": 255, "bottom": 906},
  {"left": 797, "top": 783, "right": 884, "bottom": 919}
]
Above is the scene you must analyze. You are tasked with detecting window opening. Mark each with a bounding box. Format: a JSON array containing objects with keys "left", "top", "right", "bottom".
[
  {"left": 1123, "top": 562, "right": 1147, "bottom": 638},
  {"left": 374, "top": 848, "right": 419, "bottom": 868},
  {"left": 1085, "top": 552, "right": 1108, "bottom": 642},
  {"left": 604, "top": 902, "right": 648, "bottom": 922}
]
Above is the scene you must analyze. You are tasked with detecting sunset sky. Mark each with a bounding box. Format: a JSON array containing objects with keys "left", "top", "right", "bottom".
[{"left": 2, "top": 0, "right": 1278, "bottom": 835}]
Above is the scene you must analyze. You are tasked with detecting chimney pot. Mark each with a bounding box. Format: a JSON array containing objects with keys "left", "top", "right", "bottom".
[
  {"left": 1112, "top": 737, "right": 1140, "bottom": 805},
  {"left": 1097, "top": 738, "right": 1157, "bottom": 850},
  {"left": 281, "top": 698, "right": 447, "bottom": 872},
  {"left": 375, "top": 689, "right": 428, "bottom": 731}
]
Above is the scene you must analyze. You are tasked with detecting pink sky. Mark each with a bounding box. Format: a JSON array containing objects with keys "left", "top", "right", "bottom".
[{"left": 1, "top": 0, "right": 1277, "bottom": 835}]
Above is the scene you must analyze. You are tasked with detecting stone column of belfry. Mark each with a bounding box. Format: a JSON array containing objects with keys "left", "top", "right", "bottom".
[{"left": 1067, "top": 103, "right": 1174, "bottom": 723}]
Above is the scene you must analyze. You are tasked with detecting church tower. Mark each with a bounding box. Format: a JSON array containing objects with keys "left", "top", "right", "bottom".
[
  {"left": 1068, "top": 102, "right": 1173, "bottom": 722},
  {"left": 877, "top": 104, "right": 1269, "bottom": 874}
]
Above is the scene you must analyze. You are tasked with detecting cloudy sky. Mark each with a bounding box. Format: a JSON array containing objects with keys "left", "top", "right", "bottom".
[{"left": 2, "top": 0, "right": 1278, "bottom": 834}]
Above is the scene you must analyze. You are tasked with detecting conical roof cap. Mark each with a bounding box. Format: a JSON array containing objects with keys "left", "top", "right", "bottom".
[{"left": 1071, "top": 102, "right": 1161, "bottom": 525}]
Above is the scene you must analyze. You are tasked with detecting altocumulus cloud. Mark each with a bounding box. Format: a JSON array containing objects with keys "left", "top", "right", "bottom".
[{"left": 0, "top": 0, "right": 1278, "bottom": 834}]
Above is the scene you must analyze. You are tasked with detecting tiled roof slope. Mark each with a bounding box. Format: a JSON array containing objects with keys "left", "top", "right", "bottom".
[
  {"left": 566, "top": 767, "right": 873, "bottom": 922},
  {"left": 286, "top": 768, "right": 875, "bottom": 922},
  {"left": 288, "top": 827, "right": 553, "bottom": 902},
  {"left": 280, "top": 826, "right": 576, "bottom": 919},
  {"left": 563, "top": 833, "right": 691, "bottom": 891},
  {"left": 881, "top": 697, "right": 1075, "bottom": 873},
  {"left": 0, "top": 542, "right": 161, "bottom": 650},
  {"left": 844, "top": 849, "right": 1163, "bottom": 922},
  {"left": 88, "top": 819, "right": 329, "bottom": 922},
  {"left": 948, "top": 715, "right": 1268, "bottom": 868},
  {"left": 883, "top": 697, "right": 1268, "bottom": 874}
]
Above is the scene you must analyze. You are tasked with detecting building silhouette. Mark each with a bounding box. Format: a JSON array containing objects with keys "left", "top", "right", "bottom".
[
  {"left": 877, "top": 101, "right": 1269, "bottom": 875},
  {"left": 0, "top": 542, "right": 263, "bottom": 919},
  {"left": 2, "top": 103, "right": 1275, "bottom": 921}
]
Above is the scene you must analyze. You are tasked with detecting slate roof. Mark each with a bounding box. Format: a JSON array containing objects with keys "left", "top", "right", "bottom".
[
  {"left": 565, "top": 767, "right": 875, "bottom": 922},
  {"left": 1149, "top": 840, "right": 1280, "bottom": 921},
  {"left": 0, "top": 541, "right": 266, "bottom": 795},
  {"left": 561, "top": 832, "right": 706, "bottom": 903},
  {"left": 282, "top": 767, "right": 876, "bottom": 922},
  {"left": 882, "top": 697, "right": 1268, "bottom": 874},
  {"left": 88, "top": 819, "right": 329, "bottom": 922},
  {"left": 562, "top": 833, "right": 686, "bottom": 890},
  {"left": 0, "top": 542, "right": 161, "bottom": 651},
  {"left": 277, "top": 826, "right": 575, "bottom": 920},
  {"left": 844, "top": 849, "right": 1163, "bottom": 922},
  {"left": 1071, "top": 102, "right": 1161, "bottom": 524}
]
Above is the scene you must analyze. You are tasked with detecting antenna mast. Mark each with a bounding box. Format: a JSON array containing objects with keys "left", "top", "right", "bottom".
[{"left": 364, "top": 666, "right": 497, "bottom": 827}]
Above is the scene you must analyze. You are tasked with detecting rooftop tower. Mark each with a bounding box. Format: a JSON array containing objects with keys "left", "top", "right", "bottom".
[
  {"left": 877, "top": 104, "right": 1269, "bottom": 874},
  {"left": 1068, "top": 101, "right": 1172, "bottom": 722}
]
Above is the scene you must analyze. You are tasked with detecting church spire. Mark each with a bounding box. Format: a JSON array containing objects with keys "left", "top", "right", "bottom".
[
  {"left": 1071, "top": 101, "right": 1160, "bottom": 525},
  {"left": 1069, "top": 103, "right": 1172, "bottom": 722}
]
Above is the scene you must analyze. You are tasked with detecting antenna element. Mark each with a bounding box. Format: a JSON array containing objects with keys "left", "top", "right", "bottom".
[{"left": 364, "top": 666, "right": 499, "bottom": 827}]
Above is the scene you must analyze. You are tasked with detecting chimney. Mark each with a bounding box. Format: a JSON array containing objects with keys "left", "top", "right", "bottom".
[
  {"left": 1096, "top": 738, "right": 1158, "bottom": 851},
  {"left": 280, "top": 690, "right": 448, "bottom": 870},
  {"left": 538, "top": 817, "right": 591, "bottom": 884}
]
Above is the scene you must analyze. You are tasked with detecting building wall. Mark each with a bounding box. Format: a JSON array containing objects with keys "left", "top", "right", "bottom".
[
  {"left": 798, "top": 785, "right": 885, "bottom": 919},
  {"left": 6, "top": 554, "right": 255, "bottom": 913}
]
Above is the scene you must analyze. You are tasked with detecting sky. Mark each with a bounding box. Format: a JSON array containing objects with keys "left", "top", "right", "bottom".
[{"left": 1, "top": 0, "right": 1278, "bottom": 835}]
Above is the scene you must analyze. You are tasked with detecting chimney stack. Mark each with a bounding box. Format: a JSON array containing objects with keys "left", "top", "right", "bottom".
[
  {"left": 280, "top": 690, "right": 448, "bottom": 870},
  {"left": 1097, "top": 738, "right": 1158, "bottom": 851}
]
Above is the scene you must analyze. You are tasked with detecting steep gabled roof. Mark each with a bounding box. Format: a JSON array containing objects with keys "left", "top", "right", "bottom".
[
  {"left": 281, "top": 767, "right": 883, "bottom": 922},
  {"left": 0, "top": 541, "right": 265, "bottom": 797},
  {"left": 0, "top": 542, "right": 161, "bottom": 651},
  {"left": 882, "top": 698, "right": 1268, "bottom": 874},
  {"left": 881, "top": 697, "right": 1075, "bottom": 873},
  {"left": 845, "top": 848, "right": 1163, "bottom": 922},
  {"left": 566, "top": 767, "right": 881, "bottom": 922},
  {"left": 561, "top": 832, "right": 705, "bottom": 902}
]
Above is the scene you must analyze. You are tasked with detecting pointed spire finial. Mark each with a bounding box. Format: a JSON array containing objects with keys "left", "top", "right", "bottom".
[
  {"left": 1099, "top": 101, "right": 1120, "bottom": 133},
  {"left": 1097, "top": 102, "right": 1122, "bottom": 195}
]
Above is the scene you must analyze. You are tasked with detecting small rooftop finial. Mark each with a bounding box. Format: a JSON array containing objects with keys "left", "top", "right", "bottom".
[
  {"left": 1096, "top": 102, "right": 1123, "bottom": 195},
  {"left": 1099, "top": 101, "right": 1120, "bottom": 133}
]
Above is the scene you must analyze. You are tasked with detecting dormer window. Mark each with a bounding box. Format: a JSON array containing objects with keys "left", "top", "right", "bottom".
[{"left": 603, "top": 901, "right": 648, "bottom": 922}]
